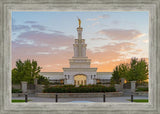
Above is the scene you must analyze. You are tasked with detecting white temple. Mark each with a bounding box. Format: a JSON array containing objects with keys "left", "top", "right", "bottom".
[{"left": 40, "top": 19, "right": 112, "bottom": 85}]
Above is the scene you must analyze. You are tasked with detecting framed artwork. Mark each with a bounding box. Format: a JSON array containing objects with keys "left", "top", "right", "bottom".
[{"left": 0, "top": 0, "right": 160, "bottom": 114}]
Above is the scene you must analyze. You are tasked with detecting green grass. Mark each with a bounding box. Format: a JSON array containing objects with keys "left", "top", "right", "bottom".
[
  {"left": 127, "top": 99, "right": 148, "bottom": 102},
  {"left": 12, "top": 99, "right": 32, "bottom": 103}
]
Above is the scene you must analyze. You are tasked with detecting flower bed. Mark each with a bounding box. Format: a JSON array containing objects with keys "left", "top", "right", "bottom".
[{"left": 43, "top": 85, "right": 116, "bottom": 93}]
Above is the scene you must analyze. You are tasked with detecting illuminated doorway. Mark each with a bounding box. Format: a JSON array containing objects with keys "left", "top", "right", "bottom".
[{"left": 74, "top": 75, "right": 87, "bottom": 86}]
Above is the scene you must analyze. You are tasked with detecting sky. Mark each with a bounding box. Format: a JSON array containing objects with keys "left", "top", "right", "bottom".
[{"left": 12, "top": 11, "right": 149, "bottom": 72}]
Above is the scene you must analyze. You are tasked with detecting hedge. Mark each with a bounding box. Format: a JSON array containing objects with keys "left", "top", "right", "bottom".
[
  {"left": 136, "top": 87, "right": 148, "bottom": 92},
  {"left": 43, "top": 84, "right": 116, "bottom": 93},
  {"left": 12, "top": 88, "right": 22, "bottom": 93}
]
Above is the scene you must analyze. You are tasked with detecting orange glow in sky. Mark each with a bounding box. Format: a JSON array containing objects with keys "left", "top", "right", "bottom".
[{"left": 12, "top": 12, "right": 149, "bottom": 72}]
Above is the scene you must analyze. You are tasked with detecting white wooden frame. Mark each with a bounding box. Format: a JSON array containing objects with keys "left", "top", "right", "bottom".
[{"left": 0, "top": 0, "right": 160, "bottom": 114}]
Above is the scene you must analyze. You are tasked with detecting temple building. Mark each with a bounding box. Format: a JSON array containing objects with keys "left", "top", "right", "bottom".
[{"left": 40, "top": 19, "right": 112, "bottom": 86}]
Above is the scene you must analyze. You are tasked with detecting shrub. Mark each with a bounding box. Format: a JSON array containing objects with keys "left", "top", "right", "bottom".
[
  {"left": 43, "top": 85, "right": 116, "bottom": 93},
  {"left": 12, "top": 88, "right": 22, "bottom": 93},
  {"left": 36, "top": 75, "right": 50, "bottom": 85},
  {"left": 136, "top": 87, "right": 148, "bottom": 92}
]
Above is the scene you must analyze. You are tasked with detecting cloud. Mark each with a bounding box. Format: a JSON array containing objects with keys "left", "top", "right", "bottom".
[
  {"left": 92, "top": 42, "right": 136, "bottom": 53},
  {"left": 52, "top": 46, "right": 68, "bottom": 51},
  {"left": 111, "top": 20, "right": 120, "bottom": 25},
  {"left": 91, "top": 38, "right": 108, "bottom": 40},
  {"left": 24, "top": 21, "right": 37, "bottom": 24},
  {"left": 12, "top": 25, "right": 30, "bottom": 32},
  {"left": 92, "top": 22, "right": 100, "bottom": 26},
  {"left": 12, "top": 29, "right": 74, "bottom": 71},
  {"left": 12, "top": 30, "right": 74, "bottom": 69},
  {"left": 12, "top": 27, "right": 146, "bottom": 72},
  {"left": 53, "top": 30, "right": 64, "bottom": 34},
  {"left": 87, "top": 14, "right": 109, "bottom": 21},
  {"left": 98, "top": 14, "right": 110, "bottom": 19},
  {"left": 143, "top": 39, "right": 149, "bottom": 43},
  {"left": 14, "top": 31, "right": 74, "bottom": 48},
  {"left": 31, "top": 25, "right": 46, "bottom": 31},
  {"left": 91, "top": 58, "right": 149, "bottom": 72},
  {"left": 36, "top": 52, "right": 52, "bottom": 55},
  {"left": 87, "top": 42, "right": 136, "bottom": 65},
  {"left": 87, "top": 18, "right": 98, "bottom": 21},
  {"left": 12, "top": 36, "right": 146, "bottom": 72},
  {"left": 98, "top": 29, "right": 145, "bottom": 40},
  {"left": 12, "top": 42, "right": 73, "bottom": 72},
  {"left": 88, "top": 43, "right": 147, "bottom": 72}
]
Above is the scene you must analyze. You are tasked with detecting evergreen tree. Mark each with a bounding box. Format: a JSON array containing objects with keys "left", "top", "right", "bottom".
[{"left": 111, "top": 66, "right": 121, "bottom": 84}]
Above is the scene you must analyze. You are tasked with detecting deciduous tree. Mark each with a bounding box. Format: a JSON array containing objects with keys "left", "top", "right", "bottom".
[{"left": 12, "top": 59, "right": 41, "bottom": 84}]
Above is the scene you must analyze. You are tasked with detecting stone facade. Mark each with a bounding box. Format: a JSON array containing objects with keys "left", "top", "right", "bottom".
[{"left": 40, "top": 22, "right": 112, "bottom": 85}]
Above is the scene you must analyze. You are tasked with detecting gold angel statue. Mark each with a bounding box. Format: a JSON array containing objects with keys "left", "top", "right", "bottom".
[{"left": 78, "top": 18, "right": 81, "bottom": 27}]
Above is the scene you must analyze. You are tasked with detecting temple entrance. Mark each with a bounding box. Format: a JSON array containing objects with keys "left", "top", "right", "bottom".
[{"left": 74, "top": 75, "right": 87, "bottom": 86}]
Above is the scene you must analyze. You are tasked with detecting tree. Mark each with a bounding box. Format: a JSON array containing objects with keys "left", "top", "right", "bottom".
[
  {"left": 12, "top": 59, "right": 41, "bottom": 84},
  {"left": 36, "top": 75, "right": 50, "bottom": 85},
  {"left": 125, "top": 57, "right": 148, "bottom": 82},
  {"left": 111, "top": 63, "right": 129, "bottom": 84},
  {"left": 111, "top": 66, "right": 121, "bottom": 84},
  {"left": 118, "top": 63, "right": 129, "bottom": 78},
  {"left": 136, "top": 58, "right": 148, "bottom": 82},
  {"left": 111, "top": 57, "right": 148, "bottom": 84}
]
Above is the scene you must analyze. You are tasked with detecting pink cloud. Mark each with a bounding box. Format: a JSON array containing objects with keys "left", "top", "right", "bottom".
[
  {"left": 16, "top": 31, "right": 74, "bottom": 47},
  {"left": 87, "top": 42, "right": 136, "bottom": 64},
  {"left": 12, "top": 40, "right": 145, "bottom": 72},
  {"left": 12, "top": 30, "right": 144, "bottom": 72},
  {"left": 98, "top": 29, "right": 145, "bottom": 40}
]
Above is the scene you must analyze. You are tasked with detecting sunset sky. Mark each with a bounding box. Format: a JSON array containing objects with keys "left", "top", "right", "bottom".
[{"left": 12, "top": 11, "right": 149, "bottom": 72}]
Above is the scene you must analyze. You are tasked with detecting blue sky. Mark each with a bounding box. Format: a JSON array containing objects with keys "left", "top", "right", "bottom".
[{"left": 12, "top": 11, "right": 149, "bottom": 72}]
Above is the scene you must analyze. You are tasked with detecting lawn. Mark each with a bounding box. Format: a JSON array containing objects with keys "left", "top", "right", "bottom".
[
  {"left": 12, "top": 99, "right": 32, "bottom": 103},
  {"left": 127, "top": 99, "right": 148, "bottom": 102}
]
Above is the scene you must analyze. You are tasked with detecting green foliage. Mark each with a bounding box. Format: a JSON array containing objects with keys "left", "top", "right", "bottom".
[
  {"left": 12, "top": 88, "right": 22, "bottom": 93},
  {"left": 43, "top": 84, "right": 116, "bottom": 93},
  {"left": 127, "top": 99, "right": 148, "bottom": 102},
  {"left": 111, "top": 57, "right": 148, "bottom": 84},
  {"left": 136, "top": 87, "right": 148, "bottom": 92},
  {"left": 12, "top": 99, "right": 32, "bottom": 103},
  {"left": 119, "top": 63, "right": 129, "bottom": 78},
  {"left": 36, "top": 75, "right": 49, "bottom": 85},
  {"left": 111, "top": 66, "right": 121, "bottom": 84},
  {"left": 111, "top": 64, "right": 129, "bottom": 84},
  {"left": 12, "top": 59, "right": 41, "bottom": 84},
  {"left": 126, "top": 58, "right": 148, "bottom": 82}
]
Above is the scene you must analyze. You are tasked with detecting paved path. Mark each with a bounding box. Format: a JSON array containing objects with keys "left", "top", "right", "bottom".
[{"left": 12, "top": 96, "right": 148, "bottom": 103}]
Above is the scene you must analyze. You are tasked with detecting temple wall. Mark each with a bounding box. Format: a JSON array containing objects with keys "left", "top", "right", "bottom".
[
  {"left": 97, "top": 72, "right": 112, "bottom": 79},
  {"left": 40, "top": 72, "right": 64, "bottom": 80}
]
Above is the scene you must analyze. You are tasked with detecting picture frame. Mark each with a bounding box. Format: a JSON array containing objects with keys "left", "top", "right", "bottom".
[{"left": 0, "top": 0, "right": 160, "bottom": 114}]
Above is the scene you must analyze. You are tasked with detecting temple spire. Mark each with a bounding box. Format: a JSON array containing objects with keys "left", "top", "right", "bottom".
[{"left": 72, "top": 19, "right": 87, "bottom": 58}]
